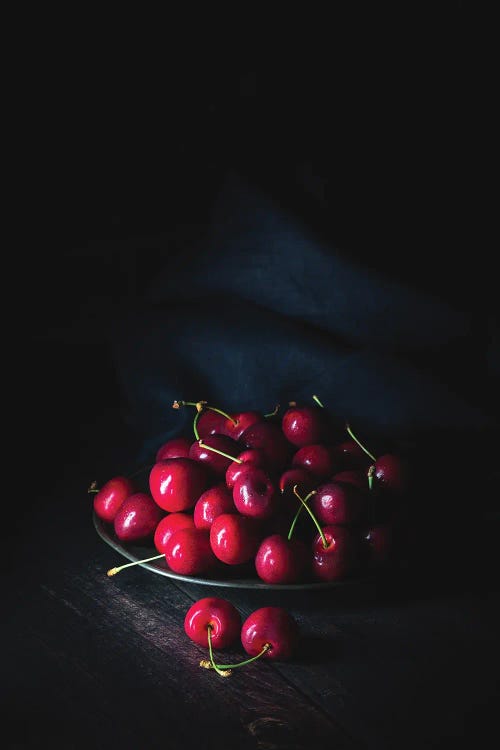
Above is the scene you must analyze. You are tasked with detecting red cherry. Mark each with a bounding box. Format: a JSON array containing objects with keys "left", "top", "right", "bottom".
[
  {"left": 92, "top": 475, "right": 136, "bottom": 523},
  {"left": 255, "top": 534, "right": 309, "bottom": 584},
  {"left": 330, "top": 439, "right": 372, "bottom": 471},
  {"left": 311, "top": 481, "right": 368, "bottom": 526},
  {"left": 311, "top": 525, "right": 359, "bottom": 581},
  {"left": 281, "top": 404, "right": 327, "bottom": 447},
  {"left": 219, "top": 410, "right": 264, "bottom": 440},
  {"left": 232, "top": 467, "right": 280, "bottom": 520},
  {"left": 193, "top": 483, "right": 235, "bottom": 530},
  {"left": 113, "top": 492, "right": 164, "bottom": 544},
  {"left": 153, "top": 512, "right": 195, "bottom": 553},
  {"left": 195, "top": 408, "right": 227, "bottom": 438},
  {"left": 361, "top": 523, "right": 394, "bottom": 569},
  {"left": 373, "top": 454, "right": 410, "bottom": 495},
  {"left": 155, "top": 436, "right": 191, "bottom": 461},
  {"left": 292, "top": 444, "right": 338, "bottom": 480},
  {"left": 241, "top": 606, "right": 300, "bottom": 661},
  {"left": 225, "top": 448, "right": 266, "bottom": 489},
  {"left": 240, "top": 421, "right": 292, "bottom": 472},
  {"left": 165, "top": 527, "right": 218, "bottom": 575},
  {"left": 184, "top": 597, "right": 242, "bottom": 649},
  {"left": 149, "top": 457, "right": 210, "bottom": 512},
  {"left": 189, "top": 434, "right": 241, "bottom": 476},
  {"left": 279, "top": 467, "right": 316, "bottom": 496},
  {"left": 209, "top": 513, "right": 261, "bottom": 565},
  {"left": 331, "top": 469, "right": 369, "bottom": 492}
]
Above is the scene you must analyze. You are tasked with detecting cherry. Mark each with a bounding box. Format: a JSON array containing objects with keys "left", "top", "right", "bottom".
[
  {"left": 155, "top": 436, "right": 191, "bottom": 461},
  {"left": 255, "top": 534, "right": 309, "bottom": 584},
  {"left": 193, "top": 483, "right": 235, "bottom": 530},
  {"left": 165, "top": 527, "right": 218, "bottom": 575},
  {"left": 173, "top": 400, "right": 227, "bottom": 438},
  {"left": 189, "top": 435, "right": 241, "bottom": 476},
  {"left": 361, "top": 523, "right": 394, "bottom": 569},
  {"left": 311, "top": 525, "right": 359, "bottom": 582},
  {"left": 219, "top": 410, "right": 264, "bottom": 441},
  {"left": 90, "top": 475, "right": 136, "bottom": 523},
  {"left": 209, "top": 513, "right": 261, "bottom": 566},
  {"left": 279, "top": 467, "right": 316, "bottom": 496},
  {"left": 241, "top": 606, "right": 300, "bottom": 661},
  {"left": 113, "top": 492, "right": 164, "bottom": 544},
  {"left": 225, "top": 448, "right": 266, "bottom": 489},
  {"left": 281, "top": 402, "right": 327, "bottom": 447},
  {"left": 184, "top": 597, "right": 241, "bottom": 649},
  {"left": 346, "top": 423, "right": 410, "bottom": 495},
  {"left": 153, "top": 512, "right": 196, "bottom": 553},
  {"left": 330, "top": 439, "right": 372, "bottom": 471},
  {"left": 149, "top": 457, "right": 210, "bottom": 512},
  {"left": 311, "top": 480, "right": 368, "bottom": 526},
  {"left": 232, "top": 467, "right": 280, "bottom": 520},
  {"left": 292, "top": 443, "right": 338, "bottom": 480},
  {"left": 240, "top": 421, "right": 293, "bottom": 472},
  {"left": 331, "top": 469, "right": 370, "bottom": 492}
]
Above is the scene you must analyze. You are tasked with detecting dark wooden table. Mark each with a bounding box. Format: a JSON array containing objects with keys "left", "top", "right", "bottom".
[{"left": 5, "top": 388, "right": 500, "bottom": 750}]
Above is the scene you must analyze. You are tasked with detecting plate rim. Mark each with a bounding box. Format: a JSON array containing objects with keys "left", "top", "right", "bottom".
[{"left": 93, "top": 512, "right": 374, "bottom": 591}]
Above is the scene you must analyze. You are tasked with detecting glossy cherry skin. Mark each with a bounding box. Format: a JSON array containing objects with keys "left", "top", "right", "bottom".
[
  {"left": 219, "top": 410, "right": 264, "bottom": 441},
  {"left": 193, "top": 483, "right": 235, "bottom": 530},
  {"left": 240, "top": 421, "right": 292, "bottom": 472},
  {"left": 281, "top": 404, "right": 327, "bottom": 447},
  {"left": 149, "top": 457, "right": 210, "bottom": 512},
  {"left": 184, "top": 597, "right": 242, "bottom": 649},
  {"left": 153, "top": 512, "right": 196, "bottom": 553},
  {"left": 331, "top": 469, "right": 369, "bottom": 492},
  {"left": 189, "top": 434, "right": 241, "bottom": 476},
  {"left": 373, "top": 454, "right": 410, "bottom": 495},
  {"left": 196, "top": 409, "right": 227, "bottom": 439},
  {"left": 113, "top": 492, "right": 164, "bottom": 543},
  {"left": 311, "top": 525, "right": 359, "bottom": 581},
  {"left": 311, "top": 481, "right": 368, "bottom": 526},
  {"left": 225, "top": 448, "right": 266, "bottom": 489},
  {"left": 232, "top": 467, "right": 280, "bottom": 520},
  {"left": 360, "top": 523, "right": 394, "bottom": 569},
  {"left": 255, "top": 534, "right": 309, "bottom": 584},
  {"left": 279, "top": 467, "right": 316, "bottom": 496},
  {"left": 330, "top": 439, "right": 372, "bottom": 471},
  {"left": 164, "top": 527, "right": 218, "bottom": 575},
  {"left": 209, "top": 513, "right": 261, "bottom": 565},
  {"left": 292, "top": 444, "right": 338, "bottom": 480},
  {"left": 93, "top": 475, "right": 136, "bottom": 523},
  {"left": 155, "top": 436, "right": 191, "bottom": 461},
  {"left": 241, "top": 606, "right": 299, "bottom": 661}
]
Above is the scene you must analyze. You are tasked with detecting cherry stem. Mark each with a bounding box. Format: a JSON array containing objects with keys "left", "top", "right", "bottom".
[
  {"left": 173, "top": 400, "right": 237, "bottom": 425},
  {"left": 197, "top": 440, "right": 241, "bottom": 463},
  {"left": 193, "top": 409, "right": 202, "bottom": 440},
  {"left": 200, "top": 640, "right": 272, "bottom": 673},
  {"left": 205, "top": 625, "right": 232, "bottom": 677},
  {"left": 287, "top": 489, "right": 317, "bottom": 540},
  {"left": 264, "top": 403, "right": 280, "bottom": 418},
  {"left": 293, "top": 485, "right": 328, "bottom": 548},
  {"left": 345, "top": 422, "right": 377, "bottom": 462},
  {"left": 312, "top": 394, "right": 324, "bottom": 408},
  {"left": 88, "top": 481, "right": 98, "bottom": 494},
  {"left": 106, "top": 554, "right": 164, "bottom": 577},
  {"left": 368, "top": 464, "right": 375, "bottom": 491}
]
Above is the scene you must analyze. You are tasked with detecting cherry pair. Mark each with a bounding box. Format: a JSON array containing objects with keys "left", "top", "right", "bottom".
[{"left": 184, "top": 597, "right": 299, "bottom": 677}]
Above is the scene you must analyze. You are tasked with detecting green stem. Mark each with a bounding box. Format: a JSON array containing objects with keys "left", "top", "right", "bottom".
[
  {"left": 202, "top": 642, "right": 272, "bottom": 672},
  {"left": 293, "top": 485, "right": 328, "bottom": 548},
  {"left": 345, "top": 422, "right": 377, "bottom": 462},
  {"left": 107, "top": 554, "right": 164, "bottom": 577},
  {"left": 264, "top": 403, "right": 280, "bottom": 418},
  {"left": 206, "top": 625, "right": 232, "bottom": 677},
  {"left": 198, "top": 440, "right": 241, "bottom": 463},
  {"left": 367, "top": 464, "right": 375, "bottom": 491},
  {"left": 312, "top": 394, "right": 324, "bottom": 408},
  {"left": 193, "top": 410, "right": 202, "bottom": 440},
  {"left": 287, "top": 490, "right": 317, "bottom": 540}
]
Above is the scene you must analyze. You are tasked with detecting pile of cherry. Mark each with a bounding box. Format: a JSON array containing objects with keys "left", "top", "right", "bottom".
[{"left": 93, "top": 396, "right": 411, "bottom": 585}]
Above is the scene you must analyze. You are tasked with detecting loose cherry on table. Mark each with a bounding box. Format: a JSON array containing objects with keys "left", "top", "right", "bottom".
[
  {"left": 149, "top": 457, "right": 211, "bottom": 512},
  {"left": 90, "top": 475, "right": 137, "bottom": 523},
  {"left": 184, "top": 597, "right": 242, "bottom": 650},
  {"left": 200, "top": 605, "right": 300, "bottom": 676}
]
